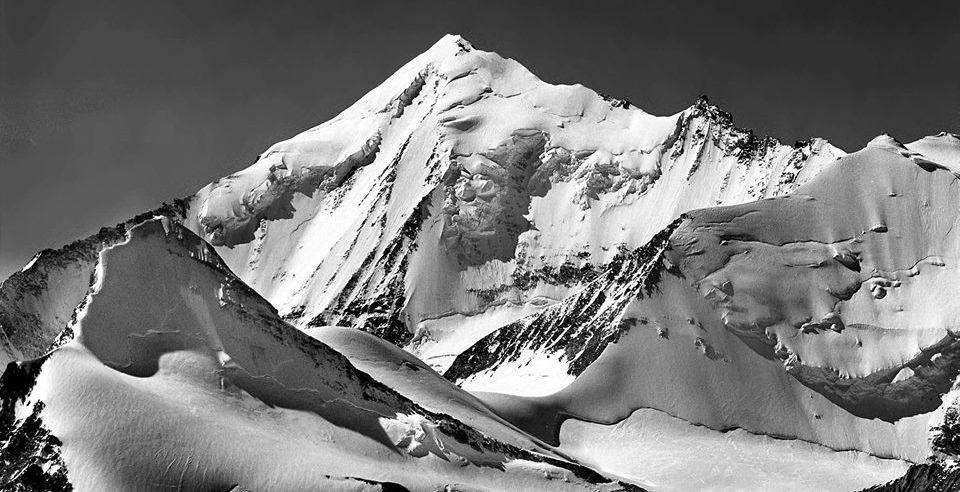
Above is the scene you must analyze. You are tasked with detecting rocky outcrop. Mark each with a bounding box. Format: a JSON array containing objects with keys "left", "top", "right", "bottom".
[
  {"left": 861, "top": 463, "right": 960, "bottom": 492},
  {"left": 0, "top": 358, "right": 70, "bottom": 491},
  {"left": 0, "top": 217, "right": 640, "bottom": 490},
  {"left": 172, "top": 35, "right": 842, "bottom": 369},
  {"left": 445, "top": 219, "right": 681, "bottom": 382}
]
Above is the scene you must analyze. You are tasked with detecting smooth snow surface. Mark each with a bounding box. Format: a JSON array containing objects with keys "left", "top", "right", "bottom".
[
  {"left": 4, "top": 34, "right": 959, "bottom": 491},
  {"left": 559, "top": 408, "right": 909, "bottom": 492},
  {"left": 303, "top": 325, "right": 558, "bottom": 454},
  {"left": 27, "top": 219, "right": 631, "bottom": 491},
  {"left": 182, "top": 34, "right": 843, "bottom": 369},
  {"left": 443, "top": 128, "right": 960, "bottom": 481}
]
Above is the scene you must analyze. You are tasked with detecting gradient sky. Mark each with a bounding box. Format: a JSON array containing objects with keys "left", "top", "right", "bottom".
[{"left": 2, "top": 0, "right": 959, "bottom": 280}]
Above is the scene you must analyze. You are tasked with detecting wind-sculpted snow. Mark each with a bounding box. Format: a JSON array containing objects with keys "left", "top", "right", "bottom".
[
  {"left": 196, "top": 130, "right": 383, "bottom": 247},
  {"left": 442, "top": 135, "right": 960, "bottom": 486},
  {"left": 5, "top": 33, "right": 959, "bottom": 490},
  {"left": 560, "top": 408, "right": 908, "bottom": 492},
  {"left": 179, "top": 35, "right": 842, "bottom": 371},
  {"left": 669, "top": 142, "right": 960, "bottom": 422},
  {"left": 905, "top": 133, "right": 960, "bottom": 173},
  {"left": 441, "top": 132, "right": 548, "bottom": 267},
  {"left": 304, "top": 325, "right": 565, "bottom": 456},
  {"left": 0, "top": 200, "right": 189, "bottom": 367},
  {"left": 0, "top": 218, "right": 637, "bottom": 490}
]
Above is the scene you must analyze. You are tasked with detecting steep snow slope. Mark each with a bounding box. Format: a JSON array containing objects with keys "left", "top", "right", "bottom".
[
  {"left": 303, "top": 325, "right": 558, "bottom": 455},
  {"left": 0, "top": 218, "right": 635, "bottom": 491},
  {"left": 3, "top": 33, "right": 957, "bottom": 491},
  {"left": 669, "top": 140, "right": 960, "bottom": 423},
  {"left": 444, "top": 136, "right": 960, "bottom": 480},
  {"left": 0, "top": 201, "right": 189, "bottom": 367},
  {"left": 180, "top": 35, "right": 843, "bottom": 372}
]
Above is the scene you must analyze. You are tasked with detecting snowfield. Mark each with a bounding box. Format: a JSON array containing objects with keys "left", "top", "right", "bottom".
[
  {"left": 181, "top": 35, "right": 844, "bottom": 361},
  {"left": 2, "top": 34, "right": 960, "bottom": 490},
  {"left": 11, "top": 219, "right": 633, "bottom": 490}
]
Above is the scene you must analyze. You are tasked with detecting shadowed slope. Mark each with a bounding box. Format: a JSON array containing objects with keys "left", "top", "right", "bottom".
[
  {"left": 1, "top": 218, "right": 639, "bottom": 490},
  {"left": 443, "top": 139, "right": 960, "bottom": 486}
]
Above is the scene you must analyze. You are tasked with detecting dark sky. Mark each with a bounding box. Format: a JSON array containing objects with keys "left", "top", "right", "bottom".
[{"left": 2, "top": 0, "right": 959, "bottom": 280}]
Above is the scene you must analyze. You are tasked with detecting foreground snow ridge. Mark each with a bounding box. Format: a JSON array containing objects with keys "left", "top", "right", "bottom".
[
  {"left": 3, "top": 219, "right": 633, "bottom": 490},
  {"left": 2, "top": 34, "right": 960, "bottom": 490}
]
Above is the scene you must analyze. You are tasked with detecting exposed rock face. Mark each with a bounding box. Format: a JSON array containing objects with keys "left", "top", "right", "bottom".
[
  {"left": 445, "top": 219, "right": 682, "bottom": 384},
  {"left": 861, "top": 463, "right": 960, "bottom": 492},
  {"left": 0, "top": 218, "right": 638, "bottom": 490},
  {"left": 868, "top": 399, "right": 960, "bottom": 492},
  {"left": 444, "top": 134, "right": 960, "bottom": 473},
  {"left": 0, "top": 358, "right": 70, "bottom": 491},
  {"left": 3, "top": 34, "right": 959, "bottom": 490},
  {"left": 175, "top": 35, "right": 842, "bottom": 372}
]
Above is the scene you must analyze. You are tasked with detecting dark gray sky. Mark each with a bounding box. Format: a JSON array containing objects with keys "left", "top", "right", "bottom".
[{"left": 2, "top": 0, "right": 959, "bottom": 280}]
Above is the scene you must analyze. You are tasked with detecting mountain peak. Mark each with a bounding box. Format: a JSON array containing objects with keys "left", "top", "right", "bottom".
[
  {"left": 409, "top": 34, "right": 476, "bottom": 68},
  {"left": 4, "top": 32, "right": 950, "bottom": 491},
  {"left": 431, "top": 33, "right": 475, "bottom": 53}
]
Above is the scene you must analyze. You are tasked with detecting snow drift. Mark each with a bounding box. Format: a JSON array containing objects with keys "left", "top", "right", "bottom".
[
  {"left": 1, "top": 218, "right": 634, "bottom": 490},
  {"left": 180, "top": 35, "right": 844, "bottom": 373},
  {"left": 3, "top": 34, "right": 959, "bottom": 490},
  {"left": 444, "top": 131, "right": 960, "bottom": 489}
]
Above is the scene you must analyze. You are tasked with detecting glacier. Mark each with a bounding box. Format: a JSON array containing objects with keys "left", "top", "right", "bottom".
[{"left": 2, "top": 34, "right": 960, "bottom": 491}]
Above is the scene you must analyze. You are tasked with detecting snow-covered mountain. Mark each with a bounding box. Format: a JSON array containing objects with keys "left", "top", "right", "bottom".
[
  {"left": 445, "top": 133, "right": 960, "bottom": 488},
  {"left": 2, "top": 218, "right": 634, "bottom": 490},
  {"left": 2, "top": 34, "right": 960, "bottom": 490},
  {"left": 183, "top": 35, "right": 843, "bottom": 373}
]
